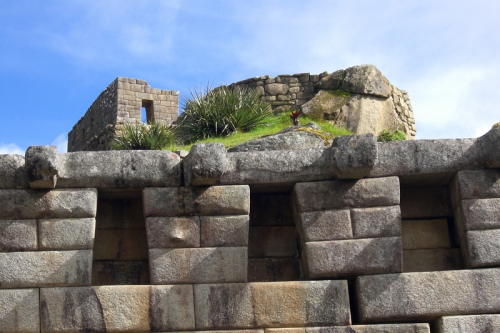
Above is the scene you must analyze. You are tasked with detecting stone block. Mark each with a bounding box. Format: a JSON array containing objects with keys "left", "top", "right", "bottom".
[
  {"left": 249, "top": 226, "right": 297, "bottom": 257},
  {"left": 305, "top": 324, "right": 430, "bottom": 333},
  {"left": 0, "top": 154, "right": 28, "bottom": 189},
  {"left": 304, "top": 237, "right": 401, "bottom": 278},
  {"left": 194, "top": 280, "right": 350, "bottom": 329},
  {"left": 267, "top": 329, "right": 304, "bottom": 333},
  {"left": 293, "top": 177, "right": 400, "bottom": 213},
  {"left": 25, "top": 145, "right": 60, "bottom": 189},
  {"left": 143, "top": 185, "right": 250, "bottom": 217},
  {"left": 184, "top": 143, "right": 228, "bottom": 186},
  {"left": 451, "top": 169, "right": 500, "bottom": 201},
  {"left": 0, "top": 188, "right": 97, "bottom": 219},
  {"left": 147, "top": 216, "right": 200, "bottom": 248},
  {"left": 92, "top": 260, "right": 150, "bottom": 285},
  {"left": 297, "top": 209, "right": 352, "bottom": 241},
  {"left": 351, "top": 206, "right": 401, "bottom": 238},
  {"left": 0, "top": 250, "right": 92, "bottom": 288},
  {"left": 0, "top": 220, "right": 37, "bottom": 251},
  {"left": 342, "top": 65, "right": 391, "bottom": 98},
  {"left": 248, "top": 258, "right": 301, "bottom": 282},
  {"left": 317, "top": 70, "right": 344, "bottom": 90},
  {"left": 96, "top": 198, "right": 145, "bottom": 229},
  {"left": 400, "top": 186, "right": 452, "bottom": 219},
  {"left": 356, "top": 268, "right": 500, "bottom": 322},
  {"left": 200, "top": 215, "right": 249, "bottom": 247},
  {"left": 150, "top": 247, "right": 248, "bottom": 284},
  {"left": 39, "top": 218, "right": 95, "bottom": 250},
  {"left": 265, "top": 83, "right": 289, "bottom": 95},
  {"left": 93, "top": 229, "right": 148, "bottom": 260},
  {"left": 250, "top": 194, "right": 294, "bottom": 226},
  {"left": 56, "top": 150, "right": 182, "bottom": 188},
  {"left": 403, "top": 249, "right": 463, "bottom": 272},
  {"left": 477, "top": 127, "right": 500, "bottom": 168},
  {"left": 436, "top": 314, "right": 500, "bottom": 333},
  {"left": 402, "top": 219, "right": 451, "bottom": 250},
  {"left": 459, "top": 198, "right": 500, "bottom": 231},
  {"left": 0, "top": 288, "right": 40, "bottom": 333},
  {"left": 466, "top": 229, "right": 500, "bottom": 267},
  {"left": 369, "top": 141, "right": 418, "bottom": 177},
  {"left": 40, "top": 285, "right": 195, "bottom": 332},
  {"left": 331, "top": 134, "right": 378, "bottom": 179}
]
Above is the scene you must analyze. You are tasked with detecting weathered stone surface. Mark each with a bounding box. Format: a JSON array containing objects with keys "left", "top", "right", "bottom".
[
  {"left": 304, "top": 237, "right": 402, "bottom": 278},
  {"left": 221, "top": 149, "right": 335, "bottom": 189},
  {"left": 300, "top": 90, "right": 350, "bottom": 121},
  {"left": 400, "top": 186, "right": 452, "bottom": 219},
  {"left": 96, "top": 197, "right": 144, "bottom": 229},
  {"left": 56, "top": 150, "right": 182, "bottom": 188},
  {"left": 293, "top": 177, "right": 400, "bottom": 213},
  {"left": 265, "top": 83, "right": 289, "bottom": 95},
  {"left": 248, "top": 258, "right": 301, "bottom": 282},
  {"left": 250, "top": 193, "right": 294, "bottom": 226},
  {"left": 40, "top": 285, "right": 195, "bottom": 332},
  {"left": 0, "top": 250, "right": 92, "bottom": 288},
  {"left": 0, "top": 154, "right": 28, "bottom": 189},
  {"left": 25, "top": 145, "right": 60, "bottom": 189},
  {"left": 356, "top": 268, "right": 500, "bottom": 322},
  {"left": 331, "top": 134, "right": 378, "bottom": 179},
  {"left": 305, "top": 324, "right": 430, "bottom": 333},
  {"left": 342, "top": 65, "right": 392, "bottom": 98},
  {"left": 194, "top": 281, "right": 350, "bottom": 329},
  {"left": 147, "top": 216, "right": 200, "bottom": 248},
  {"left": 451, "top": 169, "right": 500, "bottom": 205},
  {"left": 466, "top": 229, "right": 500, "bottom": 267},
  {"left": 436, "top": 314, "right": 500, "bottom": 333},
  {"left": 402, "top": 219, "right": 451, "bottom": 250},
  {"left": 249, "top": 226, "right": 297, "bottom": 257},
  {"left": 184, "top": 142, "right": 228, "bottom": 186},
  {"left": 403, "top": 249, "right": 463, "bottom": 272},
  {"left": 0, "top": 188, "right": 97, "bottom": 219},
  {"left": 0, "top": 288, "right": 40, "bottom": 333},
  {"left": 351, "top": 206, "right": 401, "bottom": 238},
  {"left": 39, "top": 218, "right": 95, "bottom": 250},
  {"left": 200, "top": 215, "right": 249, "bottom": 247},
  {"left": 267, "top": 328, "right": 304, "bottom": 333},
  {"left": 477, "top": 127, "right": 500, "bottom": 168},
  {"left": 150, "top": 247, "right": 248, "bottom": 284},
  {"left": 144, "top": 185, "right": 250, "bottom": 217},
  {"left": 92, "top": 260, "right": 150, "bottom": 285},
  {"left": 0, "top": 220, "right": 37, "bottom": 251},
  {"left": 297, "top": 209, "right": 352, "bottom": 242},
  {"left": 317, "top": 70, "right": 344, "bottom": 90},
  {"left": 459, "top": 198, "right": 500, "bottom": 231},
  {"left": 93, "top": 229, "right": 148, "bottom": 260}
]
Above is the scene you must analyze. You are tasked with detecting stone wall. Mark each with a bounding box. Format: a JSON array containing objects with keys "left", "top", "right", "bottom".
[
  {"left": 68, "top": 77, "right": 179, "bottom": 152},
  {"left": 1, "top": 126, "right": 500, "bottom": 332}
]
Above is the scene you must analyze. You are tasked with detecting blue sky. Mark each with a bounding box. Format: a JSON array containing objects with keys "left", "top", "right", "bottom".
[{"left": 1, "top": 1, "right": 499, "bottom": 154}]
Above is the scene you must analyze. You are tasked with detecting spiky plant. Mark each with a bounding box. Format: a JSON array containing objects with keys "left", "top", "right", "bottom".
[{"left": 111, "top": 121, "right": 176, "bottom": 150}]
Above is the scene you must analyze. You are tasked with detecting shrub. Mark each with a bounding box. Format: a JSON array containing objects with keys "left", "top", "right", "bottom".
[
  {"left": 377, "top": 129, "right": 407, "bottom": 142},
  {"left": 178, "top": 85, "right": 273, "bottom": 141},
  {"left": 111, "top": 121, "right": 176, "bottom": 150}
]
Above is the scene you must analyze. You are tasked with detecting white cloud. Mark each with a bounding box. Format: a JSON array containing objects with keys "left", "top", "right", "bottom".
[
  {"left": 0, "top": 143, "right": 24, "bottom": 155},
  {"left": 52, "top": 133, "right": 68, "bottom": 153}
]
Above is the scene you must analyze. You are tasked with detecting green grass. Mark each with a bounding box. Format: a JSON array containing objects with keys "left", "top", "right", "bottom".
[{"left": 165, "top": 114, "right": 352, "bottom": 151}]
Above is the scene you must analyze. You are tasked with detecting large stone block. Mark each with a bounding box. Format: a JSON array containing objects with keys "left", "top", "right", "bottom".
[
  {"left": 305, "top": 324, "right": 430, "bottom": 333},
  {"left": 356, "top": 268, "right": 500, "bottom": 322},
  {"left": 293, "top": 177, "right": 400, "bottom": 213},
  {"left": 341, "top": 64, "right": 391, "bottom": 98},
  {"left": 147, "top": 216, "right": 200, "bottom": 248},
  {"left": 25, "top": 145, "right": 60, "bottom": 189},
  {"left": 194, "top": 281, "right": 350, "bottom": 329},
  {"left": 466, "top": 229, "right": 500, "bottom": 267},
  {"left": 0, "top": 288, "right": 40, "bottom": 333},
  {"left": 304, "top": 237, "right": 401, "bottom": 278},
  {"left": 144, "top": 185, "right": 250, "bottom": 217},
  {"left": 351, "top": 206, "right": 401, "bottom": 238},
  {"left": 400, "top": 186, "right": 452, "bottom": 219},
  {"left": 297, "top": 209, "right": 352, "bottom": 242},
  {"left": 39, "top": 218, "right": 95, "bottom": 250},
  {"left": 93, "top": 229, "right": 148, "bottom": 260},
  {"left": 184, "top": 143, "right": 228, "bottom": 186},
  {"left": 477, "top": 127, "right": 500, "bottom": 168},
  {"left": 56, "top": 150, "right": 182, "bottom": 188},
  {"left": 402, "top": 219, "right": 451, "bottom": 250},
  {"left": 436, "top": 314, "right": 500, "bottom": 333},
  {"left": 0, "top": 154, "right": 28, "bottom": 189},
  {"left": 331, "top": 134, "right": 378, "bottom": 179},
  {"left": 403, "top": 248, "right": 463, "bottom": 272},
  {"left": 0, "top": 220, "right": 37, "bottom": 251},
  {"left": 249, "top": 227, "right": 297, "bottom": 257},
  {"left": 0, "top": 250, "right": 92, "bottom": 288},
  {"left": 0, "top": 188, "right": 97, "bottom": 219},
  {"left": 459, "top": 198, "right": 500, "bottom": 231},
  {"left": 40, "top": 285, "right": 195, "bottom": 332},
  {"left": 201, "top": 215, "right": 249, "bottom": 247},
  {"left": 248, "top": 258, "right": 301, "bottom": 282},
  {"left": 451, "top": 169, "right": 500, "bottom": 201},
  {"left": 150, "top": 247, "right": 248, "bottom": 284}
]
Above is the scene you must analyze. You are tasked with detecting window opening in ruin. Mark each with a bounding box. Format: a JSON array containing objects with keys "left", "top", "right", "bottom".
[
  {"left": 141, "top": 100, "right": 154, "bottom": 123},
  {"left": 247, "top": 192, "right": 302, "bottom": 282},
  {"left": 92, "top": 190, "right": 150, "bottom": 285}
]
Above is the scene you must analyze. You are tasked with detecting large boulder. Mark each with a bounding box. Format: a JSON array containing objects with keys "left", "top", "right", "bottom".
[{"left": 342, "top": 64, "right": 392, "bottom": 98}]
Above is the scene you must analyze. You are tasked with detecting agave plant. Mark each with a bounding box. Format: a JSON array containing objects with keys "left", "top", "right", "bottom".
[{"left": 111, "top": 121, "right": 176, "bottom": 150}]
